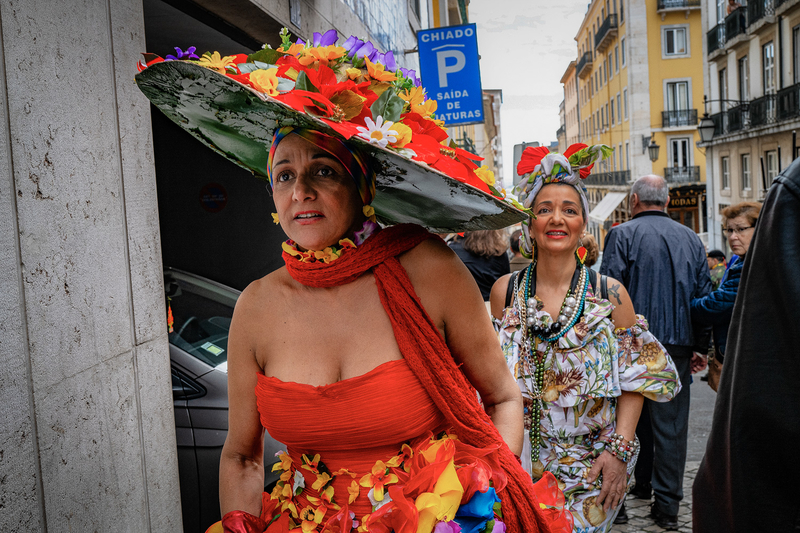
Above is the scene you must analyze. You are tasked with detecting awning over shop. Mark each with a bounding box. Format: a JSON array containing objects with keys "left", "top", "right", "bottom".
[{"left": 588, "top": 192, "right": 627, "bottom": 225}]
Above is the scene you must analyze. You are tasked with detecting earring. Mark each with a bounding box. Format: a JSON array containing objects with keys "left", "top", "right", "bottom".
[{"left": 576, "top": 234, "right": 587, "bottom": 265}]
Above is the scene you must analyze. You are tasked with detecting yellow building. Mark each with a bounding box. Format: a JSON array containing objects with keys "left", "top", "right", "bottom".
[{"left": 568, "top": 0, "right": 708, "bottom": 245}]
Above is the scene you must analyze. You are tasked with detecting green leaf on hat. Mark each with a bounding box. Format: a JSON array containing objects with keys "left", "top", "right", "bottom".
[
  {"left": 247, "top": 48, "right": 285, "bottom": 65},
  {"left": 295, "top": 70, "right": 320, "bottom": 93},
  {"left": 370, "top": 87, "right": 404, "bottom": 123}
]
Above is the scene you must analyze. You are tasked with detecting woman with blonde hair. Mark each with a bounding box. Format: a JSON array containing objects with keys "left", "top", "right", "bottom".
[
  {"left": 450, "top": 229, "right": 511, "bottom": 301},
  {"left": 691, "top": 201, "right": 762, "bottom": 390}
]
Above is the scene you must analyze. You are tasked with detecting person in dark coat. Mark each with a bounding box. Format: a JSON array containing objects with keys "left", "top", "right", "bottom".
[
  {"left": 600, "top": 175, "right": 711, "bottom": 529},
  {"left": 693, "top": 160, "right": 800, "bottom": 533},
  {"left": 450, "top": 230, "right": 511, "bottom": 301},
  {"left": 691, "top": 202, "right": 762, "bottom": 367}
]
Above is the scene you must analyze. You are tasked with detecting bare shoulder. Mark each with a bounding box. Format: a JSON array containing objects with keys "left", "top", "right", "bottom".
[
  {"left": 230, "top": 268, "right": 288, "bottom": 335},
  {"left": 604, "top": 276, "right": 636, "bottom": 328},
  {"left": 490, "top": 273, "right": 514, "bottom": 319},
  {"left": 603, "top": 276, "right": 628, "bottom": 306},
  {"left": 399, "top": 235, "right": 458, "bottom": 270}
]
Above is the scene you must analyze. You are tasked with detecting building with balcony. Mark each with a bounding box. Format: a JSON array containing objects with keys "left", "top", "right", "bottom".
[
  {"left": 700, "top": 0, "right": 800, "bottom": 251},
  {"left": 567, "top": 0, "right": 707, "bottom": 246}
]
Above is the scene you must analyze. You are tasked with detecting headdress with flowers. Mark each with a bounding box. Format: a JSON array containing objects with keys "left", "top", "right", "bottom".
[
  {"left": 136, "top": 28, "right": 528, "bottom": 232},
  {"left": 514, "top": 143, "right": 612, "bottom": 258}
]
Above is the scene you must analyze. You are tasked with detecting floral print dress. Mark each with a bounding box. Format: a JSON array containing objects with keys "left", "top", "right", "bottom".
[{"left": 496, "top": 283, "right": 681, "bottom": 533}]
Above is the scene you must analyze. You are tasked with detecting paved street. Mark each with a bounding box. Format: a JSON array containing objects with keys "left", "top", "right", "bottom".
[{"left": 610, "top": 369, "right": 717, "bottom": 532}]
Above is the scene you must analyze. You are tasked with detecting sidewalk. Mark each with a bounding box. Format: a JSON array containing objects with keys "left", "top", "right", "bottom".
[
  {"left": 610, "top": 372, "right": 714, "bottom": 532},
  {"left": 610, "top": 461, "right": 699, "bottom": 532}
]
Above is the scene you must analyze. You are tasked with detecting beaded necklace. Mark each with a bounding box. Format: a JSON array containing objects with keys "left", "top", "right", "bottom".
[{"left": 515, "top": 260, "right": 589, "bottom": 470}]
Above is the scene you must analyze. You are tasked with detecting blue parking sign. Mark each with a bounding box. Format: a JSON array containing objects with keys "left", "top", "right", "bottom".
[{"left": 417, "top": 23, "right": 484, "bottom": 126}]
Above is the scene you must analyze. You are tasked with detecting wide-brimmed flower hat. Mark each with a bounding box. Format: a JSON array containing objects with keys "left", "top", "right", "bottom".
[{"left": 135, "top": 29, "right": 528, "bottom": 232}]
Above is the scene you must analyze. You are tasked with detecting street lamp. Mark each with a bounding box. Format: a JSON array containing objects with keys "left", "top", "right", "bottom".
[
  {"left": 647, "top": 138, "right": 660, "bottom": 162},
  {"left": 698, "top": 113, "right": 716, "bottom": 143},
  {"left": 697, "top": 95, "right": 746, "bottom": 143}
]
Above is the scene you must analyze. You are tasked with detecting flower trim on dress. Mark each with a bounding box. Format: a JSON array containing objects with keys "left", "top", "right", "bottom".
[{"left": 265, "top": 433, "right": 507, "bottom": 533}]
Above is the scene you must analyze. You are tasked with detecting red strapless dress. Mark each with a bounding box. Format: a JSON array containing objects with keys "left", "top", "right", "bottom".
[{"left": 256, "top": 359, "right": 450, "bottom": 524}]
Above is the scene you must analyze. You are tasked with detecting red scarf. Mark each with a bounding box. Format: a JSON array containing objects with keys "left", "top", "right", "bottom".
[{"left": 283, "top": 224, "right": 553, "bottom": 533}]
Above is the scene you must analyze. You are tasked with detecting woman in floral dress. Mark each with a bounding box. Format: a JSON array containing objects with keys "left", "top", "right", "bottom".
[{"left": 490, "top": 144, "right": 681, "bottom": 532}]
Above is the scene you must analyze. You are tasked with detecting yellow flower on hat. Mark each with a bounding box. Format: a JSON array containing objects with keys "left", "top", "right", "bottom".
[
  {"left": 197, "top": 51, "right": 237, "bottom": 74},
  {"left": 364, "top": 56, "right": 397, "bottom": 82},
  {"left": 389, "top": 122, "right": 413, "bottom": 148},
  {"left": 399, "top": 86, "right": 426, "bottom": 108},
  {"left": 475, "top": 166, "right": 496, "bottom": 187},
  {"left": 299, "top": 45, "right": 346, "bottom": 66},
  {"left": 413, "top": 99, "right": 438, "bottom": 118},
  {"left": 250, "top": 68, "right": 280, "bottom": 96},
  {"left": 281, "top": 42, "right": 306, "bottom": 56}
]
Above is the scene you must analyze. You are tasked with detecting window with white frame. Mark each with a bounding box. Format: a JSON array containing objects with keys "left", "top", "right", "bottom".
[
  {"left": 718, "top": 68, "right": 727, "bottom": 101},
  {"left": 623, "top": 88, "right": 628, "bottom": 119},
  {"left": 611, "top": 99, "right": 615, "bottom": 125},
  {"left": 766, "top": 150, "right": 778, "bottom": 181},
  {"left": 615, "top": 46, "right": 619, "bottom": 73},
  {"left": 741, "top": 153, "right": 751, "bottom": 190},
  {"left": 663, "top": 27, "right": 688, "bottom": 57},
  {"left": 616, "top": 93, "right": 621, "bottom": 122},
  {"left": 738, "top": 56, "right": 749, "bottom": 100},
  {"left": 721, "top": 156, "right": 730, "bottom": 190},
  {"left": 625, "top": 141, "right": 630, "bottom": 170},
  {"left": 621, "top": 38, "right": 626, "bottom": 66},
  {"left": 794, "top": 26, "right": 800, "bottom": 84},
  {"left": 764, "top": 42, "right": 775, "bottom": 93},
  {"left": 716, "top": 0, "right": 725, "bottom": 24},
  {"left": 605, "top": 104, "right": 609, "bottom": 128}
]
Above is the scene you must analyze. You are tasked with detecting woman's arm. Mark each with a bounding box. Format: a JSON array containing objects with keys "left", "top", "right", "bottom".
[
  {"left": 489, "top": 273, "right": 514, "bottom": 320},
  {"left": 404, "top": 240, "right": 524, "bottom": 456},
  {"left": 607, "top": 276, "right": 636, "bottom": 329},
  {"left": 219, "top": 284, "right": 268, "bottom": 517},
  {"left": 589, "top": 276, "right": 642, "bottom": 510}
]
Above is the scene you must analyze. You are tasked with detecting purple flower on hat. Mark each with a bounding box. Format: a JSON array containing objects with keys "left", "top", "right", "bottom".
[
  {"left": 378, "top": 51, "right": 397, "bottom": 71},
  {"left": 400, "top": 67, "right": 421, "bottom": 86},
  {"left": 312, "top": 29, "right": 339, "bottom": 47},
  {"left": 342, "top": 35, "right": 363, "bottom": 54},
  {"left": 165, "top": 46, "right": 199, "bottom": 61}
]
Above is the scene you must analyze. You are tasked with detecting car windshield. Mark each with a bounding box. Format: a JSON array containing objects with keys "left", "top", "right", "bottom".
[{"left": 165, "top": 270, "right": 239, "bottom": 369}]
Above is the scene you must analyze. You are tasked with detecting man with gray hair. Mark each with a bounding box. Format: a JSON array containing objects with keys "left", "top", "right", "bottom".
[{"left": 600, "top": 174, "right": 711, "bottom": 529}]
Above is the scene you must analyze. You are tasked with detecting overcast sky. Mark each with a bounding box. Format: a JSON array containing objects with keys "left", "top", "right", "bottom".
[{"left": 470, "top": 0, "right": 590, "bottom": 187}]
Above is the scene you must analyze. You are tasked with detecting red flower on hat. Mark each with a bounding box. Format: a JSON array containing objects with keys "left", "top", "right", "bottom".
[
  {"left": 516, "top": 146, "right": 551, "bottom": 177},
  {"left": 564, "top": 142, "right": 593, "bottom": 179}
]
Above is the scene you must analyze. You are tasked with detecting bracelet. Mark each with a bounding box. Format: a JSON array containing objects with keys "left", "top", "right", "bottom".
[{"left": 606, "top": 433, "right": 639, "bottom": 463}]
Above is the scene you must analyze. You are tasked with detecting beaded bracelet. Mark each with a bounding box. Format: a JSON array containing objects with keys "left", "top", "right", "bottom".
[{"left": 606, "top": 433, "right": 639, "bottom": 463}]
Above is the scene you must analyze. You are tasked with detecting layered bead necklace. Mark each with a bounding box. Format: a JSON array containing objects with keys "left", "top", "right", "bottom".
[{"left": 515, "top": 259, "right": 589, "bottom": 470}]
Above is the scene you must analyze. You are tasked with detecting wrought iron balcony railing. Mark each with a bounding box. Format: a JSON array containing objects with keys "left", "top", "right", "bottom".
[
  {"left": 726, "top": 104, "right": 749, "bottom": 132},
  {"left": 725, "top": 7, "right": 748, "bottom": 40},
  {"left": 657, "top": 0, "right": 701, "bottom": 9},
  {"left": 748, "top": 0, "right": 775, "bottom": 25},
  {"left": 707, "top": 24, "right": 726, "bottom": 54},
  {"left": 662, "top": 109, "right": 698, "bottom": 127},
  {"left": 584, "top": 170, "right": 630, "bottom": 186},
  {"left": 664, "top": 166, "right": 701, "bottom": 183},
  {"left": 594, "top": 14, "right": 618, "bottom": 52},
  {"left": 577, "top": 51, "right": 593, "bottom": 78},
  {"left": 777, "top": 83, "right": 800, "bottom": 121},
  {"left": 749, "top": 94, "right": 776, "bottom": 127}
]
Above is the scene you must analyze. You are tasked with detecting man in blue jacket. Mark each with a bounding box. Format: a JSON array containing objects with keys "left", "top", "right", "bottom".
[{"left": 601, "top": 175, "right": 711, "bottom": 529}]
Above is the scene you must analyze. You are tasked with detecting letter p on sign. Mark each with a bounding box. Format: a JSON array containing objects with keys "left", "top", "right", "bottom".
[{"left": 436, "top": 49, "right": 465, "bottom": 87}]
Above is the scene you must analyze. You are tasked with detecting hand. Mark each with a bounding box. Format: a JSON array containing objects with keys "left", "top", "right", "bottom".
[
  {"left": 587, "top": 450, "right": 628, "bottom": 512},
  {"left": 691, "top": 352, "right": 708, "bottom": 373}
]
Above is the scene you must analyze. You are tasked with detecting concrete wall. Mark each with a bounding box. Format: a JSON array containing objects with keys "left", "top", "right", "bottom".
[{"left": 0, "top": 0, "right": 181, "bottom": 531}]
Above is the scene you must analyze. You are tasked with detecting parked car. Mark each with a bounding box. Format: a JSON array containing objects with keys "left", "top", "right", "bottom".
[{"left": 165, "top": 267, "right": 282, "bottom": 532}]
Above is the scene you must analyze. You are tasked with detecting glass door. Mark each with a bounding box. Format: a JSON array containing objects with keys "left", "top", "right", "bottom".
[{"left": 670, "top": 138, "right": 692, "bottom": 181}]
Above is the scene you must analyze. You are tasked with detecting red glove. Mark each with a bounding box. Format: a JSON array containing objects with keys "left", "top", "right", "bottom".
[{"left": 218, "top": 510, "right": 268, "bottom": 533}]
